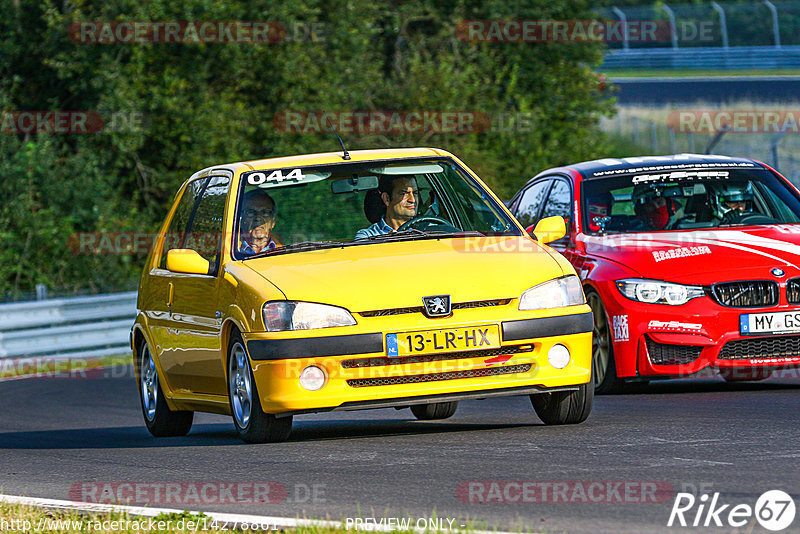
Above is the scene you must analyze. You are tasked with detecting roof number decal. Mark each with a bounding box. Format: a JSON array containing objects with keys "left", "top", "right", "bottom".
[{"left": 247, "top": 168, "right": 305, "bottom": 185}]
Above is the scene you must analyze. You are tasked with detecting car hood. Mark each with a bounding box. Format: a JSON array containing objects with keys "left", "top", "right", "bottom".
[
  {"left": 242, "top": 236, "right": 564, "bottom": 311},
  {"left": 583, "top": 226, "right": 800, "bottom": 284}
]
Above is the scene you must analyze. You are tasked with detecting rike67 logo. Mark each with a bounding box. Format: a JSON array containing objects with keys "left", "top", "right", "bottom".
[{"left": 668, "top": 490, "right": 796, "bottom": 531}]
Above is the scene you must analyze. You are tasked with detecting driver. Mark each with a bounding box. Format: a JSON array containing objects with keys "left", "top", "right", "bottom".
[
  {"left": 718, "top": 184, "right": 753, "bottom": 223},
  {"left": 355, "top": 175, "right": 418, "bottom": 239}
]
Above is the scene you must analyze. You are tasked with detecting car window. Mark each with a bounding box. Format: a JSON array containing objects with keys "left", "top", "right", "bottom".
[
  {"left": 581, "top": 168, "right": 800, "bottom": 234},
  {"left": 184, "top": 175, "right": 231, "bottom": 273},
  {"left": 159, "top": 177, "right": 209, "bottom": 269},
  {"left": 542, "top": 180, "right": 572, "bottom": 220},
  {"left": 232, "top": 158, "right": 521, "bottom": 258},
  {"left": 514, "top": 180, "right": 550, "bottom": 228}
]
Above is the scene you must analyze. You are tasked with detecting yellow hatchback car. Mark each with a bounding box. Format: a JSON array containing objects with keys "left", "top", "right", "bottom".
[{"left": 132, "top": 148, "right": 593, "bottom": 443}]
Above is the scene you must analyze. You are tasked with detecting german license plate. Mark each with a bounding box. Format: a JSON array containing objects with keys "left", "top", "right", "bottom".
[
  {"left": 385, "top": 325, "right": 500, "bottom": 357},
  {"left": 740, "top": 311, "right": 800, "bottom": 336}
]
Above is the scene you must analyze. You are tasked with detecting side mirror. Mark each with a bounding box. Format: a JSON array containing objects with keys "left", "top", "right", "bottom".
[
  {"left": 530, "top": 216, "right": 566, "bottom": 244},
  {"left": 166, "top": 249, "right": 210, "bottom": 275}
]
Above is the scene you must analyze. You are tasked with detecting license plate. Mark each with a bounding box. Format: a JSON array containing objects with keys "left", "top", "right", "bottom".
[
  {"left": 385, "top": 325, "right": 500, "bottom": 357},
  {"left": 740, "top": 311, "right": 800, "bottom": 336}
]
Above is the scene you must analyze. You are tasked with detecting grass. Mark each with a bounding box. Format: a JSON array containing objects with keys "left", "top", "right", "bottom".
[
  {"left": 0, "top": 354, "right": 133, "bottom": 379},
  {"left": 603, "top": 68, "right": 800, "bottom": 78}
]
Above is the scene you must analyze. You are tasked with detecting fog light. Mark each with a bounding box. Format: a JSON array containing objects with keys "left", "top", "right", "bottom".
[
  {"left": 299, "top": 365, "right": 326, "bottom": 391},
  {"left": 547, "top": 344, "right": 571, "bottom": 369}
]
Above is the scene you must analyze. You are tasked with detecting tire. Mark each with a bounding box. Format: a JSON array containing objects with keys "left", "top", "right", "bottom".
[
  {"left": 719, "top": 367, "right": 773, "bottom": 382},
  {"left": 138, "top": 341, "right": 193, "bottom": 437},
  {"left": 530, "top": 382, "right": 593, "bottom": 425},
  {"left": 410, "top": 401, "right": 458, "bottom": 420},
  {"left": 228, "top": 332, "right": 292, "bottom": 443},
  {"left": 587, "top": 290, "right": 623, "bottom": 394}
]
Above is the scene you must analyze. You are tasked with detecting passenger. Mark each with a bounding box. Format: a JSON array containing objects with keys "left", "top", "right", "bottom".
[
  {"left": 355, "top": 176, "right": 418, "bottom": 239},
  {"left": 586, "top": 191, "right": 613, "bottom": 232},
  {"left": 239, "top": 189, "right": 279, "bottom": 254},
  {"left": 633, "top": 187, "right": 680, "bottom": 230}
]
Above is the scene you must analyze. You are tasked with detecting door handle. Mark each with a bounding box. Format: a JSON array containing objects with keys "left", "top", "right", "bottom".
[{"left": 167, "top": 282, "right": 174, "bottom": 315}]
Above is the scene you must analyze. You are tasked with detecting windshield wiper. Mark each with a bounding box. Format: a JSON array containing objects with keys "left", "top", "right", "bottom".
[{"left": 246, "top": 240, "right": 344, "bottom": 258}]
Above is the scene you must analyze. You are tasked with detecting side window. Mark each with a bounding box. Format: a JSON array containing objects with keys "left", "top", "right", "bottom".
[
  {"left": 159, "top": 177, "right": 209, "bottom": 269},
  {"left": 185, "top": 175, "right": 231, "bottom": 272},
  {"left": 542, "top": 180, "right": 572, "bottom": 221},
  {"left": 514, "top": 180, "right": 551, "bottom": 228}
]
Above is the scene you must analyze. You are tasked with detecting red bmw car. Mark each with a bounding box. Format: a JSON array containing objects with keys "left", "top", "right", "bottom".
[{"left": 508, "top": 154, "right": 800, "bottom": 393}]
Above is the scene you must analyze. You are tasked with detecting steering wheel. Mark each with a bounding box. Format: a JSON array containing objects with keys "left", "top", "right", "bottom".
[
  {"left": 397, "top": 216, "right": 458, "bottom": 232},
  {"left": 734, "top": 213, "right": 779, "bottom": 225}
]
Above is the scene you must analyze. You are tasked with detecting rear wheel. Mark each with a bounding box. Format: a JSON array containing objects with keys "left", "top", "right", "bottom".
[
  {"left": 587, "top": 290, "right": 623, "bottom": 394},
  {"left": 719, "top": 367, "right": 773, "bottom": 382},
  {"left": 410, "top": 401, "right": 458, "bottom": 420},
  {"left": 530, "top": 382, "right": 593, "bottom": 425},
  {"left": 138, "top": 342, "right": 193, "bottom": 437},
  {"left": 228, "top": 332, "right": 292, "bottom": 443}
]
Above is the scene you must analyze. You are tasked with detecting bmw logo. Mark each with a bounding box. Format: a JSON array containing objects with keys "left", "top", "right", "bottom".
[{"left": 772, "top": 268, "right": 785, "bottom": 277}]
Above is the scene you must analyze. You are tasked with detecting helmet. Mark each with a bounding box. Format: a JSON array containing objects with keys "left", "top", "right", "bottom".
[
  {"left": 632, "top": 184, "right": 677, "bottom": 230},
  {"left": 713, "top": 182, "right": 753, "bottom": 219}
]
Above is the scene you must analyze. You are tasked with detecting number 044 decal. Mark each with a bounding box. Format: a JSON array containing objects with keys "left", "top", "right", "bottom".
[{"left": 247, "top": 168, "right": 304, "bottom": 185}]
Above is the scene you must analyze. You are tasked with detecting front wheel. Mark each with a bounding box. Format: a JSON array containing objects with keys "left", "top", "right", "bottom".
[
  {"left": 139, "top": 342, "right": 193, "bottom": 437},
  {"left": 530, "top": 382, "right": 593, "bottom": 425},
  {"left": 587, "top": 290, "right": 623, "bottom": 394},
  {"left": 228, "top": 333, "right": 292, "bottom": 443},
  {"left": 410, "top": 401, "right": 458, "bottom": 420}
]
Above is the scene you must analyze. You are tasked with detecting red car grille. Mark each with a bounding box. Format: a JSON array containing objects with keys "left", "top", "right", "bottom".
[
  {"left": 646, "top": 337, "right": 703, "bottom": 366},
  {"left": 346, "top": 363, "right": 532, "bottom": 388},
  {"left": 719, "top": 336, "right": 800, "bottom": 360},
  {"left": 787, "top": 278, "right": 800, "bottom": 304},
  {"left": 710, "top": 281, "right": 778, "bottom": 308}
]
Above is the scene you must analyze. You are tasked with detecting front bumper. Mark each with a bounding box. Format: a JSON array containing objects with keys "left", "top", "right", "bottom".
[
  {"left": 242, "top": 306, "right": 592, "bottom": 415},
  {"left": 599, "top": 286, "right": 800, "bottom": 378}
]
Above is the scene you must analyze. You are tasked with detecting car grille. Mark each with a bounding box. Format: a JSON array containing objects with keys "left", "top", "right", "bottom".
[
  {"left": 341, "top": 345, "right": 534, "bottom": 369},
  {"left": 359, "top": 299, "right": 510, "bottom": 318},
  {"left": 787, "top": 278, "right": 800, "bottom": 304},
  {"left": 710, "top": 281, "right": 778, "bottom": 308},
  {"left": 719, "top": 336, "right": 800, "bottom": 360},
  {"left": 646, "top": 337, "right": 703, "bottom": 366},
  {"left": 345, "top": 363, "right": 532, "bottom": 388}
]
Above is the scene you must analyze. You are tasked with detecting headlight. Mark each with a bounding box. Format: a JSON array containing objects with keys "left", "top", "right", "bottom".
[
  {"left": 616, "top": 279, "right": 704, "bottom": 305},
  {"left": 519, "top": 276, "right": 585, "bottom": 310},
  {"left": 263, "top": 301, "right": 357, "bottom": 331}
]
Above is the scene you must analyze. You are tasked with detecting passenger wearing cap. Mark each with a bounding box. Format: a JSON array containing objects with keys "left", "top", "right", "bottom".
[{"left": 586, "top": 191, "right": 613, "bottom": 233}]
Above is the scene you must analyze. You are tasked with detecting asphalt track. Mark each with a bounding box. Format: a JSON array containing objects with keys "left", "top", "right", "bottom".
[
  {"left": 612, "top": 76, "right": 800, "bottom": 104},
  {"left": 1, "top": 368, "right": 800, "bottom": 533}
]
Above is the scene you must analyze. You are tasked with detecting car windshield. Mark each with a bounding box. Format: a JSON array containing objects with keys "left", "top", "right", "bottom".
[
  {"left": 233, "top": 157, "right": 519, "bottom": 258},
  {"left": 581, "top": 167, "right": 800, "bottom": 235}
]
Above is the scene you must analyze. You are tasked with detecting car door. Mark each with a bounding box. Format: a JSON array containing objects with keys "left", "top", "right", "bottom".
[
  {"left": 165, "top": 172, "right": 232, "bottom": 396},
  {"left": 145, "top": 175, "right": 210, "bottom": 394}
]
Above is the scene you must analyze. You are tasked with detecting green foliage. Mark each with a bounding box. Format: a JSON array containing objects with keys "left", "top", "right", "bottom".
[{"left": 0, "top": 0, "right": 615, "bottom": 298}]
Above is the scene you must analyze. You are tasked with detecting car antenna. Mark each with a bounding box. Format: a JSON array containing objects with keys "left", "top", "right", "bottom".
[{"left": 323, "top": 112, "right": 350, "bottom": 160}]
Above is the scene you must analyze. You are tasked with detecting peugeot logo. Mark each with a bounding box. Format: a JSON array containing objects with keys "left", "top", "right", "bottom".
[
  {"left": 422, "top": 295, "right": 451, "bottom": 318},
  {"left": 772, "top": 268, "right": 785, "bottom": 277}
]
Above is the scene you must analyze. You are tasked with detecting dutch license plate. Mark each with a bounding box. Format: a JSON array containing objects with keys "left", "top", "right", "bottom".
[
  {"left": 385, "top": 325, "right": 500, "bottom": 357},
  {"left": 740, "top": 311, "right": 800, "bottom": 336}
]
